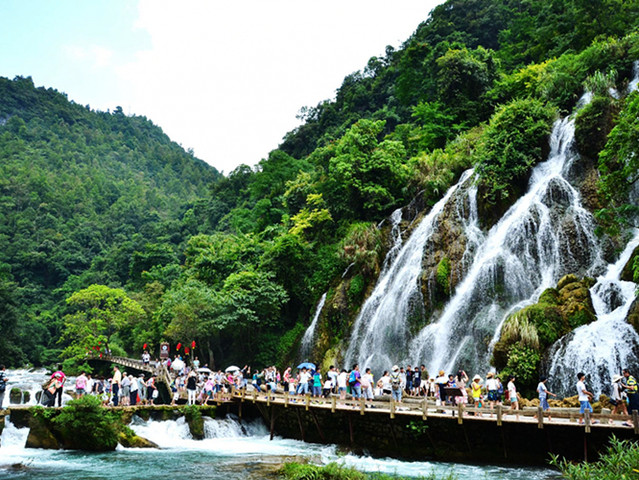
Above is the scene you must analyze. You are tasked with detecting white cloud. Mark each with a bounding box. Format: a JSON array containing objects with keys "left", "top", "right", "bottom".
[
  {"left": 114, "top": 0, "right": 441, "bottom": 173},
  {"left": 63, "top": 44, "right": 114, "bottom": 69}
]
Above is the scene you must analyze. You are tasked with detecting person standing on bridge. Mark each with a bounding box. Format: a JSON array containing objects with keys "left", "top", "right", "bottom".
[
  {"left": 51, "top": 365, "right": 66, "bottom": 407},
  {"left": 0, "top": 365, "right": 8, "bottom": 409},
  {"left": 111, "top": 366, "right": 122, "bottom": 406},
  {"left": 187, "top": 370, "right": 198, "bottom": 405}
]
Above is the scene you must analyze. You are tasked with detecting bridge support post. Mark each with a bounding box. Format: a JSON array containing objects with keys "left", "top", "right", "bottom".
[
  {"left": 331, "top": 395, "right": 336, "bottom": 413},
  {"left": 390, "top": 398, "right": 396, "bottom": 419},
  {"left": 457, "top": 402, "right": 463, "bottom": 425},
  {"left": 496, "top": 404, "right": 502, "bottom": 426},
  {"left": 422, "top": 398, "right": 428, "bottom": 420},
  {"left": 537, "top": 406, "right": 544, "bottom": 429},
  {"left": 584, "top": 409, "right": 591, "bottom": 433},
  {"left": 360, "top": 397, "right": 365, "bottom": 415}
]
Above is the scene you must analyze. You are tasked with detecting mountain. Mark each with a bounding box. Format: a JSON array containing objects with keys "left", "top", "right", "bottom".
[{"left": 0, "top": 76, "right": 220, "bottom": 365}]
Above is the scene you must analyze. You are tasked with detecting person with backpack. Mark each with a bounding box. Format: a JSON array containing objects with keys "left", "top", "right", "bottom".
[
  {"left": 390, "top": 365, "right": 402, "bottom": 402},
  {"left": 349, "top": 364, "right": 361, "bottom": 399},
  {"left": 0, "top": 365, "right": 8, "bottom": 409}
]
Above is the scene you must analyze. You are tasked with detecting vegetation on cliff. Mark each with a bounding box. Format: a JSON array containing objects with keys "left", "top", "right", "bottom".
[{"left": 2, "top": 0, "right": 639, "bottom": 371}]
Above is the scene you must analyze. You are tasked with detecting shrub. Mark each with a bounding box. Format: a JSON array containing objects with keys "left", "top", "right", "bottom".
[
  {"left": 53, "top": 394, "right": 123, "bottom": 451},
  {"left": 550, "top": 436, "right": 639, "bottom": 480}
]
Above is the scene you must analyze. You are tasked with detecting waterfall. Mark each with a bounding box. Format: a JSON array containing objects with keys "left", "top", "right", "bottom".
[
  {"left": 344, "top": 92, "right": 615, "bottom": 377},
  {"left": 344, "top": 169, "right": 475, "bottom": 373},
  {"left": 299, "top": 293, "right": 327, "bottom": 360},
  {"left": 546, "top": 231, "right": 639, "bottom": 397},
  {"left": 380, "top": 208, "right": 405, "bottom": 271},
  {"left": 0, "top": 418, "right": 29, "bottom": 451},
  {"left": 411, "top": 110, "right": 605, "bottom": 376}
]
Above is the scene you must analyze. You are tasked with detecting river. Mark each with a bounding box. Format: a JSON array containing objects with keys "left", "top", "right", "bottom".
[{"left": 0, "top": 369, "right": 560, "bottom": 479}]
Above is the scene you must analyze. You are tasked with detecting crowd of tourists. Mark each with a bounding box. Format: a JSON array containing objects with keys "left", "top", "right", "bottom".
[
  {"left": 39, "top": 363, "right": 161, "bottom": 407},
  {"left": 25, "top": 352, "right": 639, "bottom": 428}
]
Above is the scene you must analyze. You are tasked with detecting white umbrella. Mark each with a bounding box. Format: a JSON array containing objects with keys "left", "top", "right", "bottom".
[
  {"left": 225, "top": 365, "right": 240, "bottom": 373},
  {"left": 197, "top": 367, "right": 212, "bottom": 374}
]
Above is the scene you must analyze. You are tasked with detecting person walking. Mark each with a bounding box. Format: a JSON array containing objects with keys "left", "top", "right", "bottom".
[
  {"left": 75, "top": 371, "right": 88, "bottom": 397},
  {"left": 576, "top": 372, "right": 594, "bottom": 424},
  {"left": 471, "top": 375, "right": 483, "bottom": 416},
  {"left": 507, "top": 375, "right": 519, "bottom": 419},
  {"left": 536, "top": 376, "right": 556, "bottom": 421},
  {"left": 610, "top": 374, "right": 629, "bottom": 425}
]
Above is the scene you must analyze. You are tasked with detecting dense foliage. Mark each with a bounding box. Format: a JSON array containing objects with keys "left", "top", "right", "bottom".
[
  {"left": 279, "top": 462, "right": 457, "bottom": 480},
  {"left": 2, "top": 0, "right": 639, "bottom": 371},
  {"left": 550, "top": 436, "right": 639, "bottom": 480}
]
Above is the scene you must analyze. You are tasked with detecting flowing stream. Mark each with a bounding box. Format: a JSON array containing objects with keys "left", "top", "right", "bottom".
[{"left": 0, "top": 398, "right": 559, "bottom": 480}]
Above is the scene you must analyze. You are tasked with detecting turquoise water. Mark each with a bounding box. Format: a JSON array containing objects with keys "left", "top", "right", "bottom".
[{"left": 0, "top": 414, "right": 561, "bottom": 480}]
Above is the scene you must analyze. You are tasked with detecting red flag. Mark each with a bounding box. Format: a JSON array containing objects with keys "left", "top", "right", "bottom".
[
  {"left": 177, "top": 342, "right": 182, "bottom": 350},
  {"left": 191, "top": 340, "right": 196, "bottom": 349},
  {"left": 99, "top": 353, "right": 102, "bottom": 358},
  {"left": 143, "top": 343, "right": 147, "bottom": 350},
  {"left": 184, "top": 347, "right": 190, "bottom": 354}
]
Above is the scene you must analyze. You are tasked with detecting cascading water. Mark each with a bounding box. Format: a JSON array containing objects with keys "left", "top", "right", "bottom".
[
  {"left": 380, "top": 208, "right": 405, "bottom": 271},
  {"left": 410, "top": 111, "right": 606, "bottom": 375},
  {"left": 344, "top": 169, "right": 475, "bottom": 373},
  {"left": 299, "top": 293, "right": 327, "bottom": 360},
  {"left": 0, "top": 418, "right": 29, "bottom": 451},
  {"left": 547, "top": 231, "right": 639, "bottom": 396},
  {"left": 346, "top": 93, "right": 614, "bottom": 377}
]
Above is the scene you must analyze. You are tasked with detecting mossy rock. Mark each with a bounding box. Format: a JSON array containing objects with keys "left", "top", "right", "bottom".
[
  {"left": 538, "top": 288, "right": 560, "bottom": 305},
  {"left": 557, "top": 274, "right": 579, "bottom": 291},
  {"left": 118, "top": 430, "right": 158, "bottom": 448},
  {"left": 9, "top": 388, "right": 22, "bottom": 404},
  {"left": 621, "top": 246, "right": 639, "bottom": 282},
  {"left": 626, "top": 297, "right": 639, "bottom": 334},
  {"left": 25, "top": 415, "right": 60, "bottom": 449}
]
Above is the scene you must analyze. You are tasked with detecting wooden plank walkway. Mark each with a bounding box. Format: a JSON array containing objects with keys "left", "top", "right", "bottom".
[{"left": 227, "top": 388, "right": 639, "bottom": 433}]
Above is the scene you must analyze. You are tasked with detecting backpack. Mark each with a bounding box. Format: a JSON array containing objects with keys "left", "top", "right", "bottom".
[
  {"left": 390, "top": 373, "right": 401, "bottom": 390},
  {"left": 349, "top": 371, "right": 357, "bottom": 387}
]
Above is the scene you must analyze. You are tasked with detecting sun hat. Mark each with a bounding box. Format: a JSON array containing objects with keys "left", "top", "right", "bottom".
[
  {"left": 487, "top": 372, "right": 494, "bottom": 378},
  {"left": 613, "top": 374, "right": 623, "bottom": 383},
  {"left": 392, "top": 365, "right": 399, "bottom": 372},
  {"left": 438, "top": 370, "right": 445, "bottom": 376},
  {"left": 473, "top": 374, "right": 482, "bottom": 382}
]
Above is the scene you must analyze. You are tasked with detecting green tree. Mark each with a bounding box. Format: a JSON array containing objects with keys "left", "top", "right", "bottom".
[{"left": 61, "top": 284, "right": 144, "bottom": 362}]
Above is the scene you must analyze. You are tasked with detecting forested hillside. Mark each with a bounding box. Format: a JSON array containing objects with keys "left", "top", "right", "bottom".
[
  {"left": 0, "top": 76, "right": 220, "bottom": 365},
  {"left": 2, "top": 0, "right": 639, "bottom": 374}
]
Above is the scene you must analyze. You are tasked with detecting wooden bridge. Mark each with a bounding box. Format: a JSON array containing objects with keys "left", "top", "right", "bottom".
[
  {"left": 221, "top": 388, "right": 639, "bottom": 464},
  {"left": 91, "top": 355, "right": 173, "bottom": 398}
]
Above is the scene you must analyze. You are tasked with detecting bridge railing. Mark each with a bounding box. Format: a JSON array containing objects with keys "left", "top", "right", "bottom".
[{"left": 225, "top": 388, "right": 639, "bottom": 434}]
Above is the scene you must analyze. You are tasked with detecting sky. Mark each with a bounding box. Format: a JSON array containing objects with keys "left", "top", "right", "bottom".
[{"left": 0, "top": 0, "right": 443, "bottom": 174}]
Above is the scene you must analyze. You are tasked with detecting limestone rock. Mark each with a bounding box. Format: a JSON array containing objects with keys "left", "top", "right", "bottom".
[
  {"left": 621, "top": 246, "right": 639, "bottom": 282},
  {"left": 118, "top": 431, "right": 158, "bottom": 448},
  {"left": 626, "top": 297, "right": 639, "bottom": 334}
]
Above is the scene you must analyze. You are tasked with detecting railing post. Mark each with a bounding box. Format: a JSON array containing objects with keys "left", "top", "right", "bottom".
[
  {"left": 305, "top": 394, "right": 310, "bottom": 411},
  {"left": 496, "top": 404, "right": 502, "bottom": 426},
  {"left": 457, "top": 402, "right": 463, "bottom": 424},
  {"left": 422, "top": 398, "right": 428, "bottom": 420},
  {"left": 633, "top": 410, "right": 639, "bottom": 435},
  {"left": 252, "top": 389, "right": 257, "bottom": 404},
  {"left": 537, "top": 406, "right": 544, "bottom": 429},
  {"left": 584, "top": 409, "right": 591, "bottom": 433},
  {"left": 331, "top": 395, "right": 336, "bottom": 413},
  {"left": 285, "top": 391, "right": 289, "bottom": 408},
  {"left": 360, "top": 396, "right": 366, "bottom": 415},
  {"left": 390, "top": 398, "right": 396, "bottom": 419}
]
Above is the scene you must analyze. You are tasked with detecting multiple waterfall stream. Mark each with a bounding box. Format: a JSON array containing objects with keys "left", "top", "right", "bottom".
[{"left": 335, "top": 88, "right": 639, "bottom": 392}]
